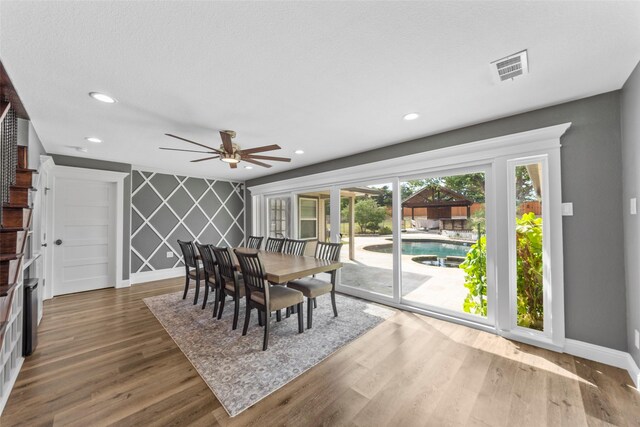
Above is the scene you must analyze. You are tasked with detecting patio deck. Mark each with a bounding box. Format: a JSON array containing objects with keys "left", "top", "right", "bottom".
[{"left": 338, "top": 233, "right": 477, "bottom": 316}]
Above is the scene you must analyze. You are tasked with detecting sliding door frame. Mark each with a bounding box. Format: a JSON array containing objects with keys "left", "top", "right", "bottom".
[
  {"left": 249, "top": 123, "right": 570, "bottom": 347},
  {"left": 397, "top": 163, "right": 496, "bottom": 327}
]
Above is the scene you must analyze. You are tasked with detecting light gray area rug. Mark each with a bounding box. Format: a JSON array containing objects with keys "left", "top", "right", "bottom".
[{"left": 144, "top": 290, "right": 394, "bottom": 417}]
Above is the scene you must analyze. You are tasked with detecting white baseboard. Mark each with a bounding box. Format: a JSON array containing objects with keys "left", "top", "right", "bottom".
[
  {"left": 130, "top": 267, "right": 184, "bottom": 285},
  {"left": 627, "top": 353, "right": 640, "bottom": 389},
  {"left": 116, "top": 279, "right": 130, "bottom": 288},
  {"left": 564, "top": 339, "right": 639, "bottom": 389}
]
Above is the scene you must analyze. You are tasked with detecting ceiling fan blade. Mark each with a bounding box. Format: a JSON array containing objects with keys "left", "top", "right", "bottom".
[
  {"left": 239, "top": 144, "right": 281, "bottom": 155},
  {"left": 219, "top": 131, "right": 234, "bottom": 153},
  {"left": 244, "top": 154, "right": 291, "bottom": 162},
  {"left": 160, "top": 147, "right": 215, "bottom": 154},
  {"left": 191, "top": 156, "right": 220, "bottom": 163},
  {"left": 243, "top": 158, "right": 272, "bottom": 168},
  {"left": 230, "top": 162, "right": 238, "bottom": 169},
  {"left": 165, "top": 133, "right": 221, "bottom": 153}
]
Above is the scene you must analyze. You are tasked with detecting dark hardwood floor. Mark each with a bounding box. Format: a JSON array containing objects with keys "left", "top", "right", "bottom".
[{"left": 1, "top": 278, "right": 639, "bottom": 426}]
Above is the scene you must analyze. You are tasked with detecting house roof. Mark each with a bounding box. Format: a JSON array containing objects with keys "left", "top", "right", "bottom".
[{"left": 402, "top": 185, "right": 473, "bottom": 208}]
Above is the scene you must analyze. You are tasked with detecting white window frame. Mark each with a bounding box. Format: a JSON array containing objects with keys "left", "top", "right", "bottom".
[
  {"left": 298, "top": 196, "right": 319, "bottom": 240},
  {"left": 249, "top": 123, "right": 569, "bottom": 347}
]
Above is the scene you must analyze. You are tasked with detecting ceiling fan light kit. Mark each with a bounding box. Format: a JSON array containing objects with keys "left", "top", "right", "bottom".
[{"left": 161, "top": 130, "right": 292, "bottom": 169}]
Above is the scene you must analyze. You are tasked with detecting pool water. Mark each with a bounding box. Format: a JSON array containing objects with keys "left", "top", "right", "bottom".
[{"left": 364, "top": 240, "right": 471, "bottom": 258}]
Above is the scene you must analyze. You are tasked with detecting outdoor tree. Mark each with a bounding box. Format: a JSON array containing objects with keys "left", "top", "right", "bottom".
[
  {"left": 442, "top": 173, "right": 485, "bottom": 202},
  {"left": 375, "top": 185, "right": 393, "bottom": 207},
  {"left": 516, "top": 166, "right": 537, "bottom": 202},
  {"left": 354, "top": 198, "right": 386, "bottom": 233}
]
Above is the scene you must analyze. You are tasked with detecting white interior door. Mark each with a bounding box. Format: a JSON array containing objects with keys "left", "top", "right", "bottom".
[{"left": 53, "top": 177, "right": 116, "bottom": 295}]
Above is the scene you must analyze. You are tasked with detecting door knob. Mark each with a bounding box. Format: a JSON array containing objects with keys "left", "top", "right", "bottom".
[
  {"left": 41, "top": 243, "right": 47, "bottom": 247},
  {"left": 55, "top": 239, "right": 63, "bottom": 246}
]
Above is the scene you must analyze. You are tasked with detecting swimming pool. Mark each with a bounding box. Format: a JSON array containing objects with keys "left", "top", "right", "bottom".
[{"left": 364, "top": 240, "right": 471, "bottom": 258}]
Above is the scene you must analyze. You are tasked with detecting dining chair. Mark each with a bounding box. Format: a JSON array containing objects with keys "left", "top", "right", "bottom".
[
  {"left": 177, "top": 240, "right": 204, "bottom": 305},
  {"left": 210, "top": 246, "right": 244, "bottom": 329},
  {"left": 246, "top": 235, "right": 264, "bottom": 249},
  {"left": 265, "top": 237, "right": 285, "bottom": 252},
  {"left": 287, "top": 241, "right": 342, "bottom": 328},
  {"left": 195, "top": 243, "right": 220, "bottom": 313},
  {"left": 234, "top": 249, "right": 304, "bottom": 350},
  {"left": 281, "top": 238, "right": 307, "bottom": 256}
]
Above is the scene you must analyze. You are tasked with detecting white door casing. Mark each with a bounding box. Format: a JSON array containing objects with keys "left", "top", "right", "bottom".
[{"left": 45, "top": 166, "right": 128, "bottom": 298}]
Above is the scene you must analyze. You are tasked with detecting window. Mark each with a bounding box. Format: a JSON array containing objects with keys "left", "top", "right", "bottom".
[
  {"left": 298, "top": 197, "right": 318, "bottom": 239},
  {"left": 269, "top": 197, "right": 289, "bottom": 238}
]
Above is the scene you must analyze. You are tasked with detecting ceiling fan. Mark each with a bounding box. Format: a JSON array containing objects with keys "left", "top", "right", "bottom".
[{"left": 159, "top": 130, "right": 291, "bottom": 169}]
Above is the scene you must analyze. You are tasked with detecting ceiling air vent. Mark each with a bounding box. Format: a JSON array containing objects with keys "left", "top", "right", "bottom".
[{"left": 491, "top": 50, "right": 528, "bottom": 82}]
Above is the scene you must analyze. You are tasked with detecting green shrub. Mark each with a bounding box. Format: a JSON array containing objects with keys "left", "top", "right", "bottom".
[
  {"left": 378, "top": 226, "right": 392, "bottom": 235},
  {"left": 515, "top": 212, "right": 543, "bottom": 330},
  {"left": 460, "top": 235, "right": 487, "bottom": 316},
  {"left": 460, "top": 212, "right": 543, "bottom": 330}
]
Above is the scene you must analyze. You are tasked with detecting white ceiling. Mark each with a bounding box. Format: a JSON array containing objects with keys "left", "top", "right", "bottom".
[{"left": 1, "top": 1, "right": 639, "bottom": 181}]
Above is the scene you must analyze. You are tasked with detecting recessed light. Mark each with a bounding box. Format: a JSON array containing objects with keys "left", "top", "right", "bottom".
[
  {"left": 294, "top": 150, "right": 304, "bottom": 155},
  {"left": 244, "top": 166, "right": 253, "bottom": 170},
  {"left": 75, "top": 147, "right": 89, "bottom": 153},
  {"left": 89, "top": 92, "right": 117, "bottom": 103},
  {"left": 403, "top": 112, "right": 420, "bottom": 121},
  {"left": 85, "top": 137, "right": 102, "bottom": 143}
]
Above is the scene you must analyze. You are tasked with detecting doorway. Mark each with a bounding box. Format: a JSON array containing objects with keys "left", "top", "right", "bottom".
[{"left": 47, "top": 166, "right": 128, "bottom": 297}]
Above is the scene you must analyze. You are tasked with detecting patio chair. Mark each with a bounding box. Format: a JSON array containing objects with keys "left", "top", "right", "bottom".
[
  {"left": 246, "top": 235, "right": 264, "bottom": 249},
  {"left": 195, "top": 243, "right": 220, "bottom": 313},
  {"left": 287, "top": 241, "right": 342, "bottom": 328},
  {"left": 210, "top": 246, "right": 244, "bottom": 330},
  {"left": 265, "top": 237, "right": 285, "bottom": 252},
  {"left": 234, "top": 249, "right": 304, "bottom": 350},
  {"left": 177, "top": 240, "right": 204, "bottom": 305},
  {"left": 281, "top": 238, "right": 307, "bottom": 256}
]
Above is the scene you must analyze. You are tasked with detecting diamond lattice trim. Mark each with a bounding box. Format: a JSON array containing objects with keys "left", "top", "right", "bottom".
[{"left": 131, "top": 170, "right": 245, "bottom": 273}]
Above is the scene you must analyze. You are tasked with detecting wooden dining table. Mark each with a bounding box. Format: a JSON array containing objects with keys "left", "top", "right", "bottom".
[{"left": 232, "top": 248, "right": 343, "bottom": 284}]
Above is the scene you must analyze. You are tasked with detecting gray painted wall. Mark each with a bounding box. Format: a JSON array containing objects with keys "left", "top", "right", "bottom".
[
  {"left": 247, "top": 91, "right": 628, "bottom": 351},
  {"left": 130, "top": 170, "right": 245, "bottom": 273},
  {"left": 622, "top": 61, "right": 640, "bottom": 366},
  {"left": 50, "top": 154, "right": 132, "bottom": 281}
]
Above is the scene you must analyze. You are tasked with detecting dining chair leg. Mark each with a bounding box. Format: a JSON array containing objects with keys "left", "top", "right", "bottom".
[
  {"left": 201, "top": 283, "right": 209, "bottom": 309},
  {"left": 307, "top": 298, "right": 313, "bottom": 329},
  {"left": 258, "top": 309, "right": 264, "bottom": 326},
  {"left": 232, "top": 297, "right": 240, "bottom": 330},
  {"left": 313, "top": 298, "right": 317, "bottom": 309},
  {"left": 331, "top": 290, "right": 338, "bottom": 317},
  {"left": 297, "top": 303, "right": 304, "bottom": 333},
  {"left": 217, "top": 294, "right": 226, "bottom": 320},
  {"left": 285, "top": 307, "right": 291, "bottom": 318},
  {"left": 212, "top": 287, "right": 219, "bottom": 319},
  {"left": 182, "top": 276, "right": 190, "bottom": 300},
  {"left": 263, "top": 312, "right": 270, "bottom": 351},
  {"left": 193, "top": 277, "right": 200, "bottom": 305},
  {"left": 242, "top": 305, "right": 251, "bottom": 336},
  {"left": 276, "top": 310, "right": 282, "bottom": 322}
]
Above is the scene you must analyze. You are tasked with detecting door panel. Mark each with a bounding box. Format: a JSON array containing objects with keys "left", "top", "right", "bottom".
[{"left": 53, "top": 178, "right": 116, "bottom": 295}]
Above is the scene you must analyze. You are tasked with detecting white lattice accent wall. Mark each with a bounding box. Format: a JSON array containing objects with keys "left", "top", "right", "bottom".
[{"left": 130, "top": 170, "right": 244, "bottom": 276}]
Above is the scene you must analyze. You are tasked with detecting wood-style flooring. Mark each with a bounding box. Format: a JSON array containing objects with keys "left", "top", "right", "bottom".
[{"left": 2, "top": 278, "right": 639, "bottom": 426}]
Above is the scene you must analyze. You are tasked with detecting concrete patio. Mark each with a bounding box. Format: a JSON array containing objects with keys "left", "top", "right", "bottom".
[{"left": 338, "top": 233, "right": 483, "bottom": 316}]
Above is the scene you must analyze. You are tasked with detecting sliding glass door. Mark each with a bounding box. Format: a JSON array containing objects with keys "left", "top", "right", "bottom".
[
  {"left": 337, "top": 182, "right": 395, "bottom": 299},
  {"left": 399, "top": 170, "right": 490, "bottom": 323},
  {"left": 255, "top": 123, "right": 568, "bottom": 348}
]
